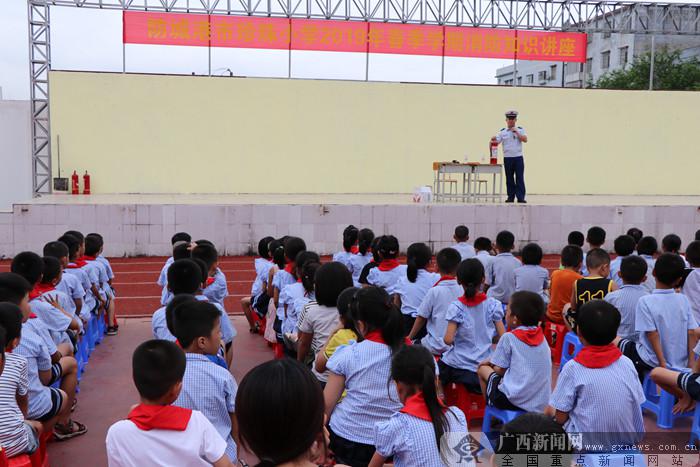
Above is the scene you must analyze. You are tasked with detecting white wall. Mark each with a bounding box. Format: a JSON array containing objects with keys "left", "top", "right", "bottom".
[{"left": 0, "top": 100, "right": 32, "bottom": 211}]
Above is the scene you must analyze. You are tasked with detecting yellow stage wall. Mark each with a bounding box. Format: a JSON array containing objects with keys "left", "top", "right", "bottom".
[{"left": 49, "top": 71, "right": 699, "bottom": 195}]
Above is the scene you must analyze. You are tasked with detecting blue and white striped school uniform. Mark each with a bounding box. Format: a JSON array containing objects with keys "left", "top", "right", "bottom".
[
  {"left": 251, "top": 258, "right": 273, "bottom": 306},
  {"left": 451, "top": 243, "right": 476, "bottom": 261},
  {"left": 366, "top": 265, "right": 408, "bottom": 295},
  {"left": 151, "top": 305, "right": 175, "bottom": 341},
  {"left": 203, "top": 268, "right": 229, "bottom": 309},
  {"left": 284, "top": 292, "right": 314, "bottom": 335},
  {"left": 374, "top": 407, "right": 468, "bottom": 467},
  {"left": 272, "top": 269, "right": 296, "bottom": 295},
  {"left": 194, "top": 295, "right": 236, "bottom": 344},
  {"left": 56, "top": 274, "right": 84, "bottom": 315},
  {"left": 158, "top": 259, "right": 173, "bottom": 306},
  {"left": 277, "top": 282, "right": 305, "bottom": 330},
  {"left": 514, "top": 265, "right": 550, "bottom": 303},
  {"left": 395, "top": 270, "right": 441, "bottom": 318},
  {"left": 634, "top": 289, "right": 698, "bottom": 369},
  {"left": 608, "top": 255, "right": 628, "bottom": 288},
  {"left": 348, "top": 252, "right": 373, "bottom": 287},
  {"left": 683, "top": 269, "right": 700, "bottom": 323},
  {"left": 416, "top": 279, "right": 463, "bottom": 355},
  {"left": 441, "top": 298, "right": 504, "bottom": 372},
  {"left": 174, "top": 353, "right": 238, "bottom": 463},
  {"left": 332, "top": 251, "right": 355, "bottom": 269},
  {"left": 490, "top": 328, "right": 552, "bottom": 412},
  {"left": 550, "top": 356, "right": 645, "bottom": 448},
  {"left": 486, "top": 253, "right": 521, "bottom": 304},
  {"left": 640, "top": 254, "right": 656, "bottom": 292},
  {"left": 63, "top": 266, "right": 96, "bottom": 314},
  {"left": 31, "top": 290, "right": 78, "bottom": 343},
  {"left": 604, "top": 284, "right": 648, "bottom": 341},
  {"left": 327, "top": 341, "right": 403, "bottom": 445}
]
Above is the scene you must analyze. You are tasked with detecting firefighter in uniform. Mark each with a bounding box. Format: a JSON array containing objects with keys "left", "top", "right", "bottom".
[{"left": 492, "top": 110, "right": 528, "bottom": 203}]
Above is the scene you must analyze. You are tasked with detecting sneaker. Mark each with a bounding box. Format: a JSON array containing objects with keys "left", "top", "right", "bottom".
[{"left": 106, "top": 326, "right": 118, "bottom": 336}]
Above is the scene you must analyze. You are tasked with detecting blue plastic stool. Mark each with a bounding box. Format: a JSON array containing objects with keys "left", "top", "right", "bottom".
[
  {"left": 76, "top": 336, "right": 89, "bottom": 376},
  {"left": 689, "top": 401, "right": 700, "bottom": 446},
  {"left": 86, "top": 316, "right": 97, "bottom": 352},
  {"left": 559, "top": 332, "right": 584, "bottom": 370},
  {"left": 96, "top": 313, "right": 106, "bottom": 344},
  {"left": 641, "top": 371, "right": 694, "bottom": 429},
  {"left": 481, "top": 405, "right": 524, "bottom": 433},
  {"left": 576, "top": 451, "right": 646, "bottom": 467}
]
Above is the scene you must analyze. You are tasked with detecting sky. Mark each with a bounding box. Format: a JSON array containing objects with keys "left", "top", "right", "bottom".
[{"left": 1, "top": 0, "right": 698, "bottom": 100}]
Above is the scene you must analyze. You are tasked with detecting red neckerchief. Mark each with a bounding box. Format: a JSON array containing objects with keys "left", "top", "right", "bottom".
[
  {"left": 29, "top": 283, "right": 56, "bottom": 300},
  {"left": 28, "top": 313, "right": 38, "bottom": 319},
  {"left": 82, "top": 255, "right": 97, "bottom": 261},
  {"left": 350, "top": 245, "right": 359, "bottom": 254},
  {"left": 127, "top": 404, "right": 193, "bottom": 431},
  {"left": 574, "top": 343, "right": 622, "bottom": 368},
  {"left": 434, "top": 275, "right": 456, "bottom": 287},
  {"left": 400, "top": 392, "right": 447, "bottom": 422},
  {"left": 284, "top": 262, "right": 296, "bottom": 274},
  {"left": 364, "top": 330, "right": 411, "bottom": 346},
  {"left": 66, "top": 260, "right": 87, "bottom": 269},
  {"left": 377, "top": 259, "right": 400, "bottom": 272},
  {"left": 458, "top": 293, "right": 487, "bottom": 307},
  {"left": 511, "top": 327, "right": 545, "bottom": 346},
  {"left": 205, "top": 277, "right": 215, "bottom": 287}
]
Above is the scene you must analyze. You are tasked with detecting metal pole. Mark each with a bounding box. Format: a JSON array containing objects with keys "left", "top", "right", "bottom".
[{"left": 649, "top": 34, "right": 655, "bottom": 91}]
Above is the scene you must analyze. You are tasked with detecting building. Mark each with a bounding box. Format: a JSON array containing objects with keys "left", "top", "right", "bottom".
[{"left": 496, "top": 31, "right": 700, "bottom": 88}]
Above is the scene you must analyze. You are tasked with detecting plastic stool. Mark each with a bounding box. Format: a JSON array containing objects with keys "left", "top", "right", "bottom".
[
  {"left": 559, "top": 332, "right": 584, "bottom": 370},
  {"left": 31, "top": 431, "right": 50, "bottom": 467},
  {"left": 0, "top": 448, "right": 7, "bottom": 467},
  {"left": 7, "top": 455, "right": 31, "bottom": 467},
  {"left": 481, "top": 405, "right": 524, "bottom": 433},
  {"left": 86, "top": 316, "right": 97, "bottom": 352},
  {"left": 576, "top": 451, "right": 646, "bottom": 467},
  {"left": 258, "top": 317, "right": 267, "bottom": 337},
  {"left": 443, "top": 383, "right": 485, "bottom": 423},
  {"left": 642, "top": 371, "right": 694, "bottom": 429},
  {"left": 544, "top": 321, "right": 567, "bottom": 365},
  {"left": 272, "top": 343, "right": 285, "bottom": 359}
]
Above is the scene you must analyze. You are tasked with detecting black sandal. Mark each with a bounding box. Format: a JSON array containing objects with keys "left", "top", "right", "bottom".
[{"left": 53, "top": 420, "right": 87, "bottom": 441}]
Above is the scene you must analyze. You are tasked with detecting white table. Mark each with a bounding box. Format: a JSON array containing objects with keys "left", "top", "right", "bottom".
[{"left": 433, "top": 162, "right": 503, "bottom": 203}]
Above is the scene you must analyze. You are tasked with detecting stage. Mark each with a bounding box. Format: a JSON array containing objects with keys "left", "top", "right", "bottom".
[{"left": 1, "top": 193, "right": 698, "bottom": 258}]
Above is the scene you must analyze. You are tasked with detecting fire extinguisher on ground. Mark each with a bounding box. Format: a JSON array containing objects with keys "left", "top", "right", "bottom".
[
  {"left": 83, "top": 171, "right": 91, "bottom": 195},
  {"left": 490, "top": 139, "right": 499, "bottom": 165},
  {"left": 71, "top": 171, "right": 79, "bottom": 195}
]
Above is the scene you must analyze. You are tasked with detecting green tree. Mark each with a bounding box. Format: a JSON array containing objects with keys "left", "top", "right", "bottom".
[{"left": 594, "top": 47, "right": 700, "bottom": 91}]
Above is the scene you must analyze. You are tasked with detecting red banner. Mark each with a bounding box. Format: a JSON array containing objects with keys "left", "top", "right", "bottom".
[{"left": 123, "top": 11, "right": 587, "bottom": 62}]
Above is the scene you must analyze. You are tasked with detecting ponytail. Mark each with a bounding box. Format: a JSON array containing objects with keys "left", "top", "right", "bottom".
[
  {"left": 352, "top": 287, "right": 406, "bottom": 353},
  {"left": 381, "top": 304, "right": 405, "bottom": 353},
  {"left": 358, "top": 228, "right": 375, "bottom": 256},
  {"left": 457, "top": 258, "right": 485, "bottom": 299},
  {"left": 406, "top": 243, "right": 432, "bottom": 283},
  {"left": 272, "top": 244, "right": 286, "bottom": 270},
  {"left": 422, "top": 364, "right": 449, "bottom": 459}
]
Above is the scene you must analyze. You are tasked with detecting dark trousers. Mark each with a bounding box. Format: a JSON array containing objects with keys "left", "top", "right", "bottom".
[{"left": 504, "top": 156, "right": 526, "bottom": 202}]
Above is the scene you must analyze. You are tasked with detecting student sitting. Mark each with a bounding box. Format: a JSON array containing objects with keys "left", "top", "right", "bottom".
[
  {"left": 439, "top": 259, "right": 506, "bottom": 394},
  {"left": 366, "top": 235, "right": 407, "bottom": 295},
  {"left": 604, "top": 256, "right": 649, "bottom": 341},
  {"left": 609, "top": 235, "right": 637, "bottom": 288},
  {"left": 348, "top": 228, "right": 375, "bottom": 287},
  {"left": 192, "top": 241, "right": 228, "bottom": 309},
  {"left": 451, "top": 225, "right": 476, "bottom": 260},
  {"left": 236, "top": 359, "right": 331, "bottom": 467},
  {"left": 662, "top": 233, "right": 690, "bottom": 267},
  {"left": 152, "top": 259, "right": 203, "bottom": 341},
  {"left": 315, "top": 286, "right": 360, "bottom": 375},
  {"left": 276, "top": 251, "right": 320, "bottom": 344},
  {"left": 394, "top": 243, "right": 440, "bottom": 337},
  {"left": 324, "top": 286, "right": 406, "bottom": 466},
  {"left": 241, "top": 236, "right": 274, "bottom": 333},
  {"left": 64, "top": 230, "right": 106, "bottom": 316},
  {"left": 271, "top": 237, "right": 307, "bottom": 307},
  {"left": 43, "top": 241, "right": 84, "bottom": 322},
  {"left": 682, "top": 241, "right": 700, "bottom": 323},
  {"left": 514, "top": 243, "right": 549, "bottom": 304},
  {"left": 172, "top": 301, "right": 238, "bottom": 464},
  {"left": 618, "top": 254, "right": 699, "bottom": 392},
  {"left": 58, "top": 234, "right": 97, "bottom": 322},
  {"left": 84, "top": 234, "right": 118, "bottom": 335},
  {"left": 564, "top": 248, "right": 616, "bottom": 333},
  {"left": 580, "top": 226, "right": 606, "bottom": 277},
  {"left": 283, "top": 261, "right": 320, "bottom": 351},
  {"left": 0, "top": 272, "right": 85, "bottom": 440},
  {"left": 106, "top": 340, "right": 233, "bottom": 467},
  {"left": 408, "top": 248, "right": 462, "bottom": 354},
  {"left": 473, "top": 237, "right": 494, "bottom": 274},
  {"left": 486, "top": 231, "right": 521, "bottom": 307},
  {"left": 477, "top": 291, "right": 551, "bottom": 413},
  {"left": 548, "top": 300, "right": 644, "bottom": 450},
  {"left": 637, "top": 236, "right": 659, "bottom": 292},
  {"left": 157, "top": 232, "right": 192, "bottom": 305},
  {"left": 370, "top": 345, "right": 468, "bottom": 467},
  {"left": 546, "top": 245, "right": 582, "bottom": 325},
  {"left": 0, "top": 304, "right": 43, "bottom": 458},
  {"left": 332, "top": 225, "right": 359, "bottom": 269},
  {"left": 358, "top": 236, "right": 382, "bottom": 287},
  {"left": 38, "top": 256, "right": 82, "bottom": 343}
]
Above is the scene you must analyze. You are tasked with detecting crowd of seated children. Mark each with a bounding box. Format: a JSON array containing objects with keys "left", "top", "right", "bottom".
[
  {"left": 394, "top": 243, "right": 440, "bottom": 336},
  {"left": 314, "top": 287, "right": 359, "bottom": 376},
  {"left": 604, "top": 255, "right": 649, "bottom": 341},
  {"left": 580, "top": 226, "right": 606, "bottom": 277},
  {"left": 333, "top": 225, "right": 360, "bottom": 269},
  {"left": 637, "top": 236, "right": 659, "bottom": 292},
  {"left": 514, "top": 243, "right": 550, "bottom": 304},
  {"left": 152, "top": 258, "right": 204, "bottom": 341},
  {"left": 241, "top": 236, "right": 274, "bottom": 334},
  {"left": 683, "top": 241, "right": 700, "bottom": 322},
  {"left": 276, "top": 251, "right": 319, "bottom": 346},
  {"left": 564, "top": 248, "right": 616, "bottom": 333},
  {"left": 157, "top": 232, "right": 193, "bottom": 305},
  {"left": 282, "top": 260, "right": 321, "bottom": 352},
  {"left": 609, "top": 234, "right": 637, "bottom": 288},
  {"left": 451, "top": 225, "right": 476, "bottom": 260}
]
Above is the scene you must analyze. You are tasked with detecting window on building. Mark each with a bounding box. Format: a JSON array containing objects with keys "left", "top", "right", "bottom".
[
  {"left": 601, "top": 51, "right": 611, "bottom": 69},
  {"left": 603, "top": 31, "right": 611, "bottom": 39},
  {"left": 517, "top": 76, "right": 522, "bottom": 85},
  {"left": 550, "top": 65, "right": 557, "bottom": 81},
  {"left": 619, "top": 46, "right": 629, "bottom": 66},
  {"left": 538, "top": 71, "right": 547, "bottom": 82},
  {"left": 526, "top": 74, "right": 534, "bottom": 84},
  {"left": 504, "top": 79, "right": 513, "bottom": 86},
  {"left": 585, "top": 58, "right": 593, "bottom": 74}
]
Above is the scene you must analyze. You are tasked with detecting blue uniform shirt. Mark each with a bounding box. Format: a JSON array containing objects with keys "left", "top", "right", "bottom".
[
  {"left": 416, "top": 279, "right": 463, "bottom": 355},
  {"left": 487, "top": 253, "right": 521, "bottom": 304},
  {"left": 604, "top": 284, "right": 648, "bottom": 341},
  {"left": 395, "top": 270, "right": 441, "bottom": 318}
]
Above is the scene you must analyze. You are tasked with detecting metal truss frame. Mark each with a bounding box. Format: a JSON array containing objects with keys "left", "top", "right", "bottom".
[{"left": 28, "top": 0, "right": 700, "bottom": 195}]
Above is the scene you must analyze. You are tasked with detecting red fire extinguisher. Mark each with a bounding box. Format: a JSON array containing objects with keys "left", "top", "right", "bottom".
[
  {"left": 71, "top": 171, "right": 79, "bottom": 195},
  {"left": 490, "top": 140, "right": 499, "bottom": 165},
  {"left": 83, "top": 171, "right": 91, "bottom": 195}
]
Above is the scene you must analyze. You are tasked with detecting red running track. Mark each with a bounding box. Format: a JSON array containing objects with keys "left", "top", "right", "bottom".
[{"left": 1, "top": 255, "right": 564, "bottom": 317}]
